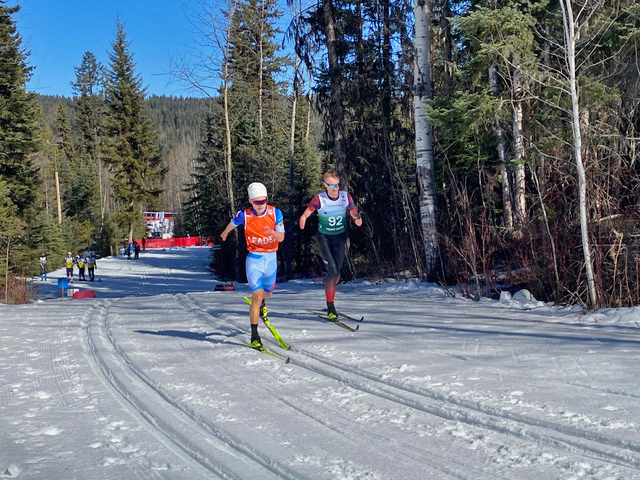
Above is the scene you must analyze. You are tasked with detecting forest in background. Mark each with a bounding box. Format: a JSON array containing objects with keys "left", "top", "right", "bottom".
[
  {"left": 37, "top": 94, "right": 212, "bottom": 217},
  {"left": 1, "top": 0, "right": 640, "bottom": 308}
]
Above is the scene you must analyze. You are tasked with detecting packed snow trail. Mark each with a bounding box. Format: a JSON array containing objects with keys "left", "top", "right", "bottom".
[{"left": 1, "top": 248, "right": 639, "bottom": 479}]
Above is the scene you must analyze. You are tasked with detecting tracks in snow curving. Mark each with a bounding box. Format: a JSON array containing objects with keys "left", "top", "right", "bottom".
[
  {"left": 82, "top": 299, "right": 314, "bottom": 480},
  {"left": 184, "top": 293, "right": 640, "bottom": 474}
]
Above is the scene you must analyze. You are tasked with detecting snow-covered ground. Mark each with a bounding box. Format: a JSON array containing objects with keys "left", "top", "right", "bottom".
[{"left": 2, "top": 247, "right": 640, "bottom": 479}]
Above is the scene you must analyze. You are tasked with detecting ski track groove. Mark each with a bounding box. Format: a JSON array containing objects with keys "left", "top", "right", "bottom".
[
  {"left": 179, "top": 294, "right": 485, "bottom": 479},
  {"left": 39, "top": 321, "right": 73, "bottom": 410},
  {"left": 184, "top": 293, "right": 640, "bottom": 474},
  {"left": 80, "top": 302, "right": 165, "bottom": 480},
  {"left": 83, "top": 300, "right": 226, "bottom": 479},
  {"left": 563, "top": 381, "right": 640, "bottom": 400},
  {"left": 168, "top": 295, "right": 315, "bottom": 480},
  {"left": 86, "top": 296, "right": 315, "bottom": 480},
  {"left": 291, "top": 344, "right": 640, "bottom": 471},
  {"left": 83, "top": 301, "right": 240, "bottom": 480},
  {"left": 274, "top": 393, "right": 480, "bottom": 480}
]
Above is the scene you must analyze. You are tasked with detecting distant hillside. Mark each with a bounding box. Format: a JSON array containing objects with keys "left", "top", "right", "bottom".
[
  {"left": 35, "top": 94, "right": 218, "bottom": 216},
  {"left": 35, "top": 94, "right": 215, "bottom": 155},
  {"left": 146, "top": 95, "right": 216, "bottom": 155}
]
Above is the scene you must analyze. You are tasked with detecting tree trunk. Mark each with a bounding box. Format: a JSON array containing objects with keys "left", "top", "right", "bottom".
[
  {"left": 306, "top": 74, "right": 312, "bottom": 142},
  {"left": 258, "top": 1, "right": 265, "bottom": 145},
  {"left": 96, "top": 122, "right": 109, "bottom": 228},
  {"left": 489, "top": 64, "right": 514, "bottom": 231},
  {"left": 223, "top": 38, "right": 235, "bottom": 216},
  {"left": 54, "top": 171, "right": 62, "bottom": 225},
  {"left": 97, "top": 158, "right": 105, "bottom": 224},
  {"left": 321, "top": 0, "right": 347, "bottom": 178},
  {"left": 218, "top": 0, "right": 236, "bottom": 216},
  {"left": 5, "top": 239, "right": 9, "bottom": 304},
  {"left": 414, "top": 0, "right": 438, "bottom": 279},
  {"left": 128, "top": 200, "right": 134, "bottom": 244},
  {"left": 511, "top": 66, "right": 527, "bottom": 230},
  {"left": 223, "top": 3, "right": 238, "bottom": 280},
  {"left": 560, "top": 0, "right": 598, "bottom": 307},
  {"left": 287, "top": 53, "right": 300, "bottom": 278},
  {"left": 381, "top": 0, "right": 392, "bottom": 128}
]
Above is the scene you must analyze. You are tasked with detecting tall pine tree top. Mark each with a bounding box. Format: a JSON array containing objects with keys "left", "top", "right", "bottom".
[
  {"left": 104, "top": 20, "right": 163, "bottom": 188},
  {"left": 0, "top": 1, "right": 41, "bottom": 214},
  {"left": 103, "top": 20, "right": 163, "bottom": 239},
  {"left": 72, "top": 51, "right": 105, "bottom": 158}
]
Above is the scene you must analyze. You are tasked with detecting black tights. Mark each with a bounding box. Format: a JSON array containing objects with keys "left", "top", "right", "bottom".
[{"left": 317, "top": 232, "right": 346, "bottom": 295}]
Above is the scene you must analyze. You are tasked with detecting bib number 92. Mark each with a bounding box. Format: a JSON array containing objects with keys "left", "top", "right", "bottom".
[{"left": 328, "top": 216, "right": 343, "bottom": 227}]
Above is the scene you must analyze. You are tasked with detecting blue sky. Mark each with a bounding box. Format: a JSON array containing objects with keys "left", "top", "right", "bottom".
[{"left": 13, "top": 1, "right": 207, "bottom": 97}]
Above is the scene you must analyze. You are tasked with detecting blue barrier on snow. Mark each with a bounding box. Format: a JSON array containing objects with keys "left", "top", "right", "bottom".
[{"left": 57, "top": 278, "right": 68, "bottom": 289}]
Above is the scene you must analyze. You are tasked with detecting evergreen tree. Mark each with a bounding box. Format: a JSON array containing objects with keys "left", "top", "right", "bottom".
[
  {"left": 184, "top": 114, "right": 228, "bottom": 238},
  {"left": 103, "top": 21, "right": 164, "bottom": 243},
  {"left": 72, "top": 51, "right": 105, "bottom": 225},
  {"left": 54, "top": 104, "right": 99, "bottom": 250},
  {"left": 182, "top": 0, "right": 296, "bottom": 280},
  {"left": 184, "top": 112, "right": 245, "bottom": 280},
  {"left": 23, "top": 208, "right": 65, "bottom": 275},
  {"left": 0, "top": 179, "right": 25, "bottom": 297},
  {"left": 290, "top": 0, "right": 423, "bottom": 278},
  {"left": 54, "top": 105, "right": 76, "bottom": 212},
  {"left": 227, "top": 0, "right": 289, "bottom": 195},
  {"left": 0, "top": 1, "right": 41, "bottom": 215}
]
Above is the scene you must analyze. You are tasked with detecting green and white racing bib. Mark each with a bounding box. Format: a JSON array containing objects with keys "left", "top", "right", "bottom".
[{"left": 317, "top": 191, "right": 349, "bottom": 235}]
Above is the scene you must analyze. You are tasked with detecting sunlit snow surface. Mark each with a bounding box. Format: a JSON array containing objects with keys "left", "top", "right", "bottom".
[{"left": 1, "top": 248, "right": 639, "bottom": 479}]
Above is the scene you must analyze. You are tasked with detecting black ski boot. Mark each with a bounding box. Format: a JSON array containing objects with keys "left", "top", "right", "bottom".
[
  {"left": 327, "top": 301, "right": 338, "bottom": 319},
  {"left": 250, "top": 323, "right": 262, "bottom": 348}
]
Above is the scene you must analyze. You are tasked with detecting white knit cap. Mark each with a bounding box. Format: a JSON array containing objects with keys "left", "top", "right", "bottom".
[{"left": 247, "top": 182, "right": 268, "bottom": 199}]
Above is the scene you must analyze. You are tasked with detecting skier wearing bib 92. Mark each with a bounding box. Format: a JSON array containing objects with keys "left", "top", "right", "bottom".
[
  {"left": 219, "top": 182, "right": 285, "bottom": 348},
  {"left": 298, "top": 170, "right": 363, "bottom": 319}
]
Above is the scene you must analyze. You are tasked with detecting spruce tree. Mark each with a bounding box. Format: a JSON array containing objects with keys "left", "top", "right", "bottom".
[
  {"left": 227, "top": 0, "right": 289, "bottom": 195},
  {"left": 0, "top": 179, "right": 25, "bottom": 300},
  {"left": 184, "top": 114, "right": 227, "bottom": 237},
  {"left": 55, "top": 103, "right": 99, "bottom": 252},
  {"left": 184, "top": 113, "right": 244, "bottom": 280},
  {"left": 72, "top": 51, "right": 105, "bottom": 225},
  {"left": 291, "top": 0, "right": 422, "bottom": 277},
  {"left": 104, "top": 21, "right": 163, "bottom": 243},
  {"left": 54, "top": 105, "right": 75, "bottom": 212},
  {"left": 0, "top": 1, "right": 41, "bottom": 215},
  {"left": 183, "top": 0, "right": 292, "bottom": 280},
  {"left": 24, "top": 208, "right": 65, "bottom": 275}
]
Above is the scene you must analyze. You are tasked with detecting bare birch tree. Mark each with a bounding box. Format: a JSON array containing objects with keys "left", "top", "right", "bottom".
[
  {"left": 414, "top": 0, "right": 439, "bottom": 278},
  {"left": 222, "top": 9, "right": 236, "bottom": 217},
  {"left": 489, "top": 63, "right": 514, "bottom": 231},
  {"left": 511, "top": 64, "right": 527, "bottom": 230},
  {"left": 559, "top": 0, "right": 598, "bottom": 306},
  {"left": 170, "top": 0, "right": 238, "bottom": 217}
]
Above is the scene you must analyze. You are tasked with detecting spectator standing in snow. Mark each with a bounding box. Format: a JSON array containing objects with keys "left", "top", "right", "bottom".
[
  {"left": 39, "top": 253, "right": 47, "bottom": 281},
  {"left": 76, "top": 253, "right": 87, "bottom": 281},
  {"left": 87, "top": 254, "right": 97, "bottom": 282},
  {"left": 64, "top": 252, "right": 75, "bottom": 283}
]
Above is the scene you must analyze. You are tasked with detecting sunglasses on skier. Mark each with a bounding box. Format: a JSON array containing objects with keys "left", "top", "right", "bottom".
[
  {"left": 251, "top": 198, "right": 268, "bottom": 205},
  {"left": 324, "top": 182, "right": 340, "bottom": 189}
]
